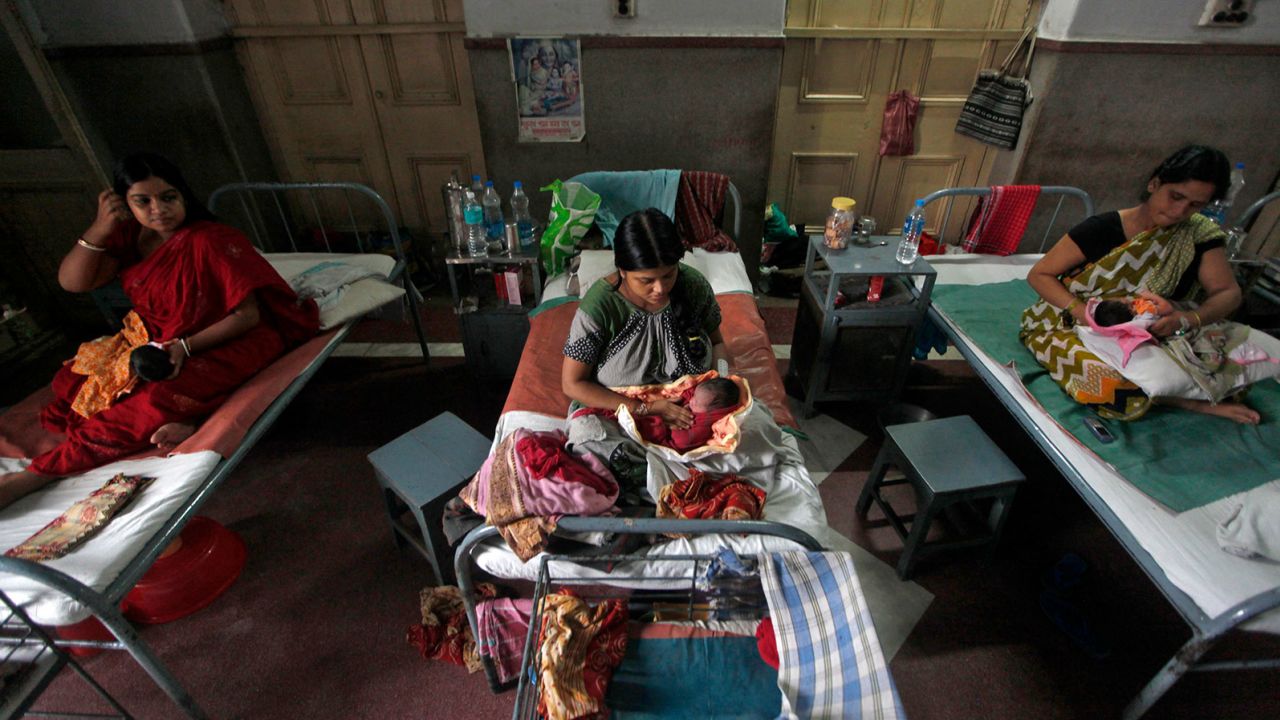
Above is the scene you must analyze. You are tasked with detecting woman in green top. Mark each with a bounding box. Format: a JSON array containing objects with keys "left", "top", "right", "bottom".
[{"left": 562, "top": 208, "right": 727, "bottom": 430}]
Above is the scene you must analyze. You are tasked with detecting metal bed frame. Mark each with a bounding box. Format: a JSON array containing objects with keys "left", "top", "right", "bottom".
[
  {"left": 1232, "top": 190, "right": 1280, "bottom": 308},
  {"left": 454, "top": 518, "right": 822, "bottom": 693},
  {"left": 918, "top": 186, "right": 1095, "bottom": 253},
  {"left": 922, "top": 189, "right": 1280, "bottom": 717},
  {"left": 0, "top": 182, "right": 427, "bottom": 719}
]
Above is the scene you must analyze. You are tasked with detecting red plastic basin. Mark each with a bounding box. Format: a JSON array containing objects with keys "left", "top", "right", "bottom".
[{"left": 122, "top": 516, "right": 246, "bottom": 625}]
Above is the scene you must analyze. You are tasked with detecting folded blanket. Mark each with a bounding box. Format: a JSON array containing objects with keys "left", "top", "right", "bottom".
[
  {"left": 1218, "top": 483, "right": 1280, "bottom": 561},
  {"left": 287, "top": 260, "right": 383, "bottom": 313},
  {"left": 460, "top": 428, "right": 618, "bottom": 560}
]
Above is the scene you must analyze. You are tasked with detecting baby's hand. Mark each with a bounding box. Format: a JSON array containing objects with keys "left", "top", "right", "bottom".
[{"left": 1136, "top": 290, "right": 1175, "bottom": 316}]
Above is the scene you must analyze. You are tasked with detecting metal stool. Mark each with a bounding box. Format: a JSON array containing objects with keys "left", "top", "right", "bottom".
[
  {"left": 856, "top": 415, "right": 1024, "bottom": 579},
  {"left": 367, "top": 412, "right": 491, "bottom": 585}
]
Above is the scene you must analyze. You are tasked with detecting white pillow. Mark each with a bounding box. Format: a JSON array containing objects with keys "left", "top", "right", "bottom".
[
  {"left": 1077, "top": 324, "right": 1280, "bottom": 401},
  {"left": 562, "top": 249, "right": 753, "bottom": 298},
  {"left": 264, "top": 253, "right": 406, "bottom": 330}
]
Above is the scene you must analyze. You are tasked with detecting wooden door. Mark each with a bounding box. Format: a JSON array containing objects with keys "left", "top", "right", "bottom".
[
  {"left": 768, "top": 0, "right": 1039, "bottom": 238},
  {"left": 0, "top": 5, "right": 107, "bottom": 329},
  {"left": 226, "top": 0, "right": 486, "bottom": 239}
]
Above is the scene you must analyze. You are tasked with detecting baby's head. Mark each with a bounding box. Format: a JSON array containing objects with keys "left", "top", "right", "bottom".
[
  {"left": 689, "top": 377, "right": 740, "bottom": 413},
  {"left": 130, "top": 344, "right": 173, "bottom": 382},
  {"left": 1094, "top": 300, "right": 1135, "bottom": 327}
]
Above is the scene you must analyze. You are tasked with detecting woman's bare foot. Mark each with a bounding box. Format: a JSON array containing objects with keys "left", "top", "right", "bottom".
[
  {"left": 150, "top": 422, "right": 196, "bottom": 452},
  {"left": 1161, "top": 397, "right": 1262, "bottom": 425},
  {"left": 0, "top": 469, "right": 58, "bottom": 511}
]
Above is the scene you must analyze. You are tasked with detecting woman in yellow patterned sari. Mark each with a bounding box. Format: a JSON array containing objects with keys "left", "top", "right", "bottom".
[{"left": 1020, "top": 145, "right": 1259, "bottom": 424}]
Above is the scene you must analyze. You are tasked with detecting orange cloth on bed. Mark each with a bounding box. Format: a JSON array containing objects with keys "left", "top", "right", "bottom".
[
  {"left": 69, "top": 311, "right": 150, "bottom": 419},
  {"left": 656, "top": 469, "right": 767, "bottom": 523}
]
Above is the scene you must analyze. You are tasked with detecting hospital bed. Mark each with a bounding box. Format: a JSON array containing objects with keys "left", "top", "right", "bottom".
[
  {"left": 451, "top": 180, "right": 858, "bottom": 694},
  {"left": 918, "top": 205, "right": 1280, "bottom": 718},
  {"left": 0, "top": 182, "right": 426, "bottom": 719}
]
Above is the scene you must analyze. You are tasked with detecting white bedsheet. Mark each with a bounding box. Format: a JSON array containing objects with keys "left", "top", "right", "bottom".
[
  {"left": 928, "top": 254, "right": 1280, "bottom": 634},
  {"left": 476, "top": 411, "right": 837, "bottom": 584},
  {"left": 0, "top": 452, "right": 222, "bottom": 626},
  {"left": 540, "top": 248, "right": 754, "bottom": 304}
]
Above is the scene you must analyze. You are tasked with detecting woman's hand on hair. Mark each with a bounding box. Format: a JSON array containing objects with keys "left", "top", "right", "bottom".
[
  {"left": 88, "top": 190, "right": 129, "bottom": 242},
  {"left": 651, "top": 398, "right": 693, "bottom": 429}
]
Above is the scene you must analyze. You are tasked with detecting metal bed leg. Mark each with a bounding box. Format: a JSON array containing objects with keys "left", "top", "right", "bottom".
[{"left": 95, "top": 607, "right": 211, "bottom": 720}]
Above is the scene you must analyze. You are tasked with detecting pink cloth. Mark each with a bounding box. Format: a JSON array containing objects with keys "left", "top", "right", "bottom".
[
  {"left": 1084, "top": 299, "right": 1155, "bottom": 367},
  {"left": 476, "top": 597, "right": 533, "bottom": 685},
  {"left": 962, "top": 185, "right": 1042, "bottom": 255},
  {"left": 468, "top": 428, "right": 618, "bottom": 520}
]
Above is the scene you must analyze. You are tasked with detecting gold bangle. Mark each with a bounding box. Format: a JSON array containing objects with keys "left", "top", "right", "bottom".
[
  {"left": 77, "top": 237, "right": 106, "bottom": 252},
  {"left": 1064, "top": 297, "right": 1080, "bottom": 313},
  {"left": 1190, "top": 310, "right": 1203, "bottom": 328},
  {"left": 179, "top": 338, "right": 192, "bottom": 357}
]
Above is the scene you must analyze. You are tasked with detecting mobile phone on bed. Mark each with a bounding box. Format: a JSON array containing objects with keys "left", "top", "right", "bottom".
[{"left": 1083, "top": 416, "right": 1115, "bottom": 444}]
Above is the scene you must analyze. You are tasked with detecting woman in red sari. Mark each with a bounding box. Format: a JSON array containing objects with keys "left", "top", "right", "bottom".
[{"left": 0, "top": 153, "right": 318, "bottom": 509}]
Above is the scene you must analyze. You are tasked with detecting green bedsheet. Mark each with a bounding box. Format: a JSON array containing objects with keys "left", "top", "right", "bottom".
[{"left": 931, "top": 280, "right": 1280, "bottom": 513}]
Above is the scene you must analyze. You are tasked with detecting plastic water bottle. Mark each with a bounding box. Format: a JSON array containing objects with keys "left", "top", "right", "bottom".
[
  {"left": 896, "top": 199, "right": 926, "bottom": 265},
  {"left": 509, "top": 181, "right": 536, "bottom": 250},
  {"left": 482, "top": 181, "right": 505, "bottom": 247},
  {"left": 1226, "top": 162, "right": 1246, "bottom": 208},
  {"left": 463, "top": 190, "right": 487, "bottom": 257},
  {"left": 470, "top": 174, "right": 485, "bottom": 196}
]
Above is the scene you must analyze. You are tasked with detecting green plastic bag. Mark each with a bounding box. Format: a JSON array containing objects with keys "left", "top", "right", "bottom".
[{"left": 540, "top": 180, "right": 601, "bottom": 276}]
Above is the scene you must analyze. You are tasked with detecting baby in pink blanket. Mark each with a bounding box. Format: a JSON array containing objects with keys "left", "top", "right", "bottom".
[{"left": 1085, "top": 297, "right": 1162, "bottom": 367}]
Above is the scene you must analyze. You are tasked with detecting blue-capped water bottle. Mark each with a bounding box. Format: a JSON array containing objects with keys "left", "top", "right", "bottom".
[
  {"left": 482, "top": 181, "right": 505, "bottom": 250},
  {"left": 896, "top": 199, "right": 926, "bottom": 265},
  {"left": 463, "top": 190, "right": 488, "bottom": 257},
  {"left": 510, "top": 181, "right": 536, "bottom": 250}
]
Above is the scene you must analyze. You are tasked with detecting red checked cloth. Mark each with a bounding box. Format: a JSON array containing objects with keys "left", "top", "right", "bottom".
[
  {"left": 674, "top": 171, "right": 737, "bottom": 252},
  {"left": 962, "top": 185, "right": 1041, "bottom": 255}
]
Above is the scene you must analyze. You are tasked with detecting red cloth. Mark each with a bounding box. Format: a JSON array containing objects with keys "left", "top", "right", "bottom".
[
  {"left": 961, "top": 185, "right": 1042, "bottom": 255},
  {"left": 657, "top": 469, "right": 766, "bottom": 522},
  {"left": 879, "top": 90, "right": 920, "bottom": 156},
  {"left": 30, "top": 220, "right": 318, "bottom": 476},
  {"left": 634, "top": 404, "right": 737, "bottom": 453},
  {"left": 756, "top": 617, "right": 779, "bottom": 669},
  {"left": 515, "top": 434, "right": 617, "bottom": 496},
  {"left": 674, "top": 171, "right": 738, "bottom": 252}
]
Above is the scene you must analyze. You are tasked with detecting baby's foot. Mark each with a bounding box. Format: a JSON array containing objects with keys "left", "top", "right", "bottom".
[
  {"left": 151, "top": 422, "right": 197, "bottom": 451},
  {"left": 1202, "top": 402, "right": 1262, "bottom": 425}
]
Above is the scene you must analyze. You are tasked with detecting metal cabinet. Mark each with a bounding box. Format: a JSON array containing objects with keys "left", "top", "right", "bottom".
[
  {"left": 445, "top": 250, "right": 543, "bottom": 379},
  {"left": 787, "top": 236, "right": 935, "bottom": 417}
]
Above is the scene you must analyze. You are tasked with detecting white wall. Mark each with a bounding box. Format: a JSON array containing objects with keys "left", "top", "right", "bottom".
[
  {"left": 462, "top": 0, "right": 785, "bottom": 38},
  {"left": 26, "top": 0, "right": 229, "bottom": 47},
  {"left": 1040, "top": 0, "right": 1280, "bottom": 44}
]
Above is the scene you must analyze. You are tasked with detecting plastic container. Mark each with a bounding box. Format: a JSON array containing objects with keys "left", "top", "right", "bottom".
[
  {"left": 824, "top": 197, "right": 857, "bottom": 250},
  {"left": 482, "top": 181, "right": 505, "bottom": 249},
  {"left": 463, "top": 190, "right": 488, "bottom": 257},
  {"left": 1226, "top": 162, "right": 1246, "bottom": 208},
  {"left": 510, "top": 181, "right": 536, "bottom": 250},
  {"left": 122, "top": 516, "right": 247, "bottom": 625},
  {"left": 897, "top": 199, "right": 926, "bottom": 265}
]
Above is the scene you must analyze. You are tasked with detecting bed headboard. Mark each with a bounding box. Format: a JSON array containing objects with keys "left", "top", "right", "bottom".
[{"left": 918, "top": 186, "right": 1095, "bottom": 254}]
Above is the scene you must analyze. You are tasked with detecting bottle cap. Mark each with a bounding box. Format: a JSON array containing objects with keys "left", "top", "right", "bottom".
[
  {"left": 1236, "top": 162, "right": 1245, "bottom": 169},
  {"left": 513, "top": 180, "right": 523, "bottom": 188},
  {"left": 831, "top": 196, "right": 855, "bottom": 211},
  {"left": 485, "top": 180, "right": 494, "bottom": 187},
  {"left": 472, "top": 174, "right": 481, "bottom": 181},
  {"left": 914, "top": 199, "right": 925, "bottom": 207}
]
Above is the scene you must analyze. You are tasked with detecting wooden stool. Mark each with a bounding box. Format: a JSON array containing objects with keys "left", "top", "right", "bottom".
[
  {"left": 367, "top": 412, "right": 491, "bottom": 585},
  {"left": 856, "top": 415, "right": 1024, "bottom": 580}
]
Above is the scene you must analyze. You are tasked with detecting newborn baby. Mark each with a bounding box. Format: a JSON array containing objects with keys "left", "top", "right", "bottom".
[
  {"left": 638, "top": 377, "right": 742, "bottom": 452},
  {"left": 1092, "top": 297, "right": 1160, "bottom": 327}
]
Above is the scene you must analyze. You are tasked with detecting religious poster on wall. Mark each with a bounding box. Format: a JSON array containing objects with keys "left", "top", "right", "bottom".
[{"left": 509, "top": 38, "right": 584, "bottom": 143}]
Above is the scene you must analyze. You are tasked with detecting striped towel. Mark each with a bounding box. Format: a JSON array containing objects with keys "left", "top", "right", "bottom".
[
  {"left": 675, "top": 170, "right": 738, "bottom": 252},
  {"left": 961, "top": 185, "right": 1041, "bottom": 255},
  {"left": 759, "top": 551, "right": 905, "bottom": 720}
]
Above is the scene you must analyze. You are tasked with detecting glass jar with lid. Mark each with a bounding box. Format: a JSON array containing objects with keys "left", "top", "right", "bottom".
[{"left": 824, "top": 196, "right": 857, "bottom": 250}]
